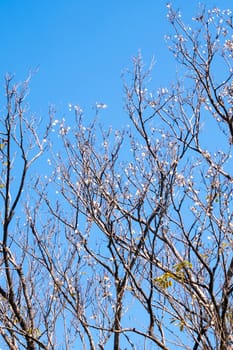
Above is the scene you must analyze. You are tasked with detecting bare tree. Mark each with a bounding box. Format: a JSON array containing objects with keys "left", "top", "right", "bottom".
[
  {"left": 0, "top": 4, "right": 233, "bottom": 350},
  {"left": 0, "top": 75, "right": 60, "bottom": 349}
]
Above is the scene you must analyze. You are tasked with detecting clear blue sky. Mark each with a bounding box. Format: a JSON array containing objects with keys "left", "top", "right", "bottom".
[
  {"left": 1, "top": 0, "right": 232, "bottom": 127},
  {"left": 0, "top": 2, "right": 232, "bottom": 348}
]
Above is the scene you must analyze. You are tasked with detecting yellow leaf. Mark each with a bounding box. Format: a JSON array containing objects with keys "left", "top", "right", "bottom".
[
  {"left": 180, "top": 321, "right": 185, "bottom": 331},
  {"left": 153, "top": 273, "right": 173, "bottom": 289},
  {"left": 173, "top": 260, "right": 192, "bottom": 273}
]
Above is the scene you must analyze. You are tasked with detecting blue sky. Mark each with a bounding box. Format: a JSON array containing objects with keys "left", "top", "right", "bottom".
[
  {"left": 1, "top": 0, "right": 232, "bottom": 127},
  {"left": 0, "top": 1, "right": 233, "bottom": 348}
]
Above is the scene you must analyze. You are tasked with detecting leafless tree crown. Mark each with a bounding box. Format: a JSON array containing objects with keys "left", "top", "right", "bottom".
[{"left": 0, "top": 4, "right": 232, "bottom": 350}]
